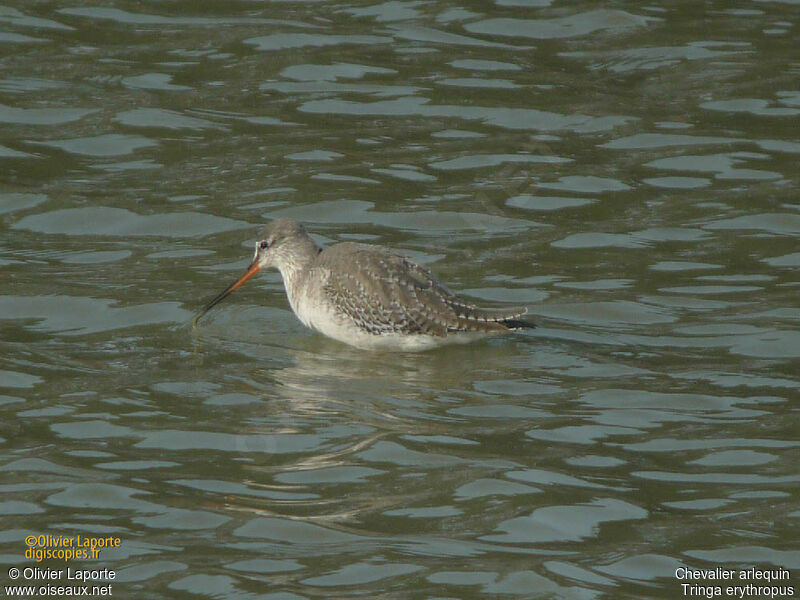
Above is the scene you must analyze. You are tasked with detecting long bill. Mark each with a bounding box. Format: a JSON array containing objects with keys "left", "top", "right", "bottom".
[{"left": 192, "top": 260, "right": 262, "bottom": 326}]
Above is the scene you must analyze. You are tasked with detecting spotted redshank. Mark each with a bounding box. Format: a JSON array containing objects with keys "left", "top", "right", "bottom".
[{"left": 194, "top": 219, "right": 535, "bottom": 351}]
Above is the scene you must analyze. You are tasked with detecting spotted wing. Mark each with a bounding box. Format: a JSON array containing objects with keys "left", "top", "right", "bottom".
[{"left": 319, "top": 244, "right": 529, "bottom": 336}]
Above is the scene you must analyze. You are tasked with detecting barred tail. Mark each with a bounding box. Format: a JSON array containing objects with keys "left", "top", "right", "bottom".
[
  {"left": 448, "top": 302, "right": 535, "bottom": 330},
  {"left": 499, "top": 317, "right": 536, "bottom": 330}
]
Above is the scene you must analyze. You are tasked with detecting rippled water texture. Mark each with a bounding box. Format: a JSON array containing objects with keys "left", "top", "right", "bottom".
[{"left": 2, "top": 1, "right": 798, "bottom": 598}]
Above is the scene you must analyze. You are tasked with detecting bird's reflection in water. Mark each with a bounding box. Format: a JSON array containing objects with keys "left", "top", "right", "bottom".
[{"left": 192, "top": 319, "right": 532, "bottom": 522}]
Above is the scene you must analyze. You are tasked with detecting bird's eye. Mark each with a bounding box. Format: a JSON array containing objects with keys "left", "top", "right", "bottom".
[{"left": 259, "top": 240, "right": 271, "bottom": 250}]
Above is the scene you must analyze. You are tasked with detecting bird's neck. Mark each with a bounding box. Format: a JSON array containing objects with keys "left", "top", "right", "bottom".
[{"left": 276, "top": 237, "right": 321, "bottom": 294}]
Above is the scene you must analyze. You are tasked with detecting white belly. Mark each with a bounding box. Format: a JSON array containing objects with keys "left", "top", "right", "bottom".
[{"left": 292, "top": 293, "right": 487, "bottom": 351}]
